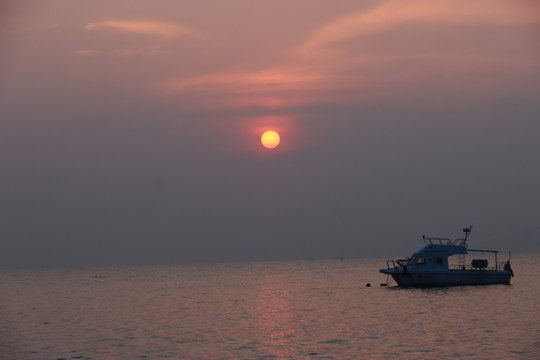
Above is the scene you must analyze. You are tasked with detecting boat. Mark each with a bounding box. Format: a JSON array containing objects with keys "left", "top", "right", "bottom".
[{"left": 379, "top": 227, "right": 513, "bottom": 286}]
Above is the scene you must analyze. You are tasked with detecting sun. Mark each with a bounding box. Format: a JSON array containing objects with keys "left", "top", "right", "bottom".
[{"left": 261, "top": 130, "right": 280, "bottom": 149}]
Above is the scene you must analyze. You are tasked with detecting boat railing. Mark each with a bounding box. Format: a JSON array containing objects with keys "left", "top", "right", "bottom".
[
  {"left": 385, "top": 259, "right": 408, "bottom": 269},
  {"left": 450, "top": 265, "right": 499, "bottom": 271},
  {"left": 497, "top": 261, "right": 511, "bottom": 272},
  {"left": 423, "top": 237, "right": 453, "bottom": 246}
]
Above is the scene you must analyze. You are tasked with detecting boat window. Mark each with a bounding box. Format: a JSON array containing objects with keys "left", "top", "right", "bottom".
[
  {"left": 417, "top": 257, "right": 426, "bottom": 265},
  {"left": 434, "top": 257, "right": 443, "bottom": 265}
]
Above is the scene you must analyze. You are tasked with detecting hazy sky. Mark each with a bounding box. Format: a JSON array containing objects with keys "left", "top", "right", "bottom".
[{"left": 1, "top": 0, "right": 539, "bottom": 268}]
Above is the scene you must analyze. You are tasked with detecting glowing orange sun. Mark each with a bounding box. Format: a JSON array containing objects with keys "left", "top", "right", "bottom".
[{"left": 261, "top": 130, "right": 280, "bottom": 149}]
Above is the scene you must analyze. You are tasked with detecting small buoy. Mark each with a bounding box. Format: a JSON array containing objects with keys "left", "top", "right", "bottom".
[{"left": 366, "top": 283, "right": 371, "bottom": 287}]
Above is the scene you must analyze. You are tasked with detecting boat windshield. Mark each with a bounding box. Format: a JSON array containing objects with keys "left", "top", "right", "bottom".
[
  {"left": 407, "top": 255, "right": 428, "bottom": 265},
  {"left": 407, "top": 256, "right": 417, "bottom": 265}
]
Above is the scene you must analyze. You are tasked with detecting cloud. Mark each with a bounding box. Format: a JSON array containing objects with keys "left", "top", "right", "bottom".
[
  {"left": 159, "top": 67, "right": 319, "bottom": 93},
  {"left": 299, "top": 0, "right": 540, "bottom": 53},
  {"left": 152, "top": 67, "right": 323, "bottom": 109},
  {"left": 85, "top": 20, "right": 192, "bottom": 40},
  {"left": 80, "top": 20, "right": 191, "bottom": 56},
  {"left": 149, "top": 0, "right": 539, "bottom": 110},
  {"left": 74, "top": 45, "right": 163, "bottom": 57},
  {"left": 74, "top": 49, "right": 100, "bottom": 55}
]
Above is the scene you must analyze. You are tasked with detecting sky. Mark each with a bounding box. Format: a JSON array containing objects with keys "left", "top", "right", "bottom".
[{"left": 1, "top": 0, "right": 539, "bottom": 269}]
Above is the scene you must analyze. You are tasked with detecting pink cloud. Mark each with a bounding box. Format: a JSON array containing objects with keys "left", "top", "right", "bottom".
[
  {"left": 85, "top": 20, "right": 192, "bottom": 40},
  {"left": 74, "top": 49, "right": 100, "bottom": 55},
  {"left": 74, "top": 45, "right": 163, "bottom": 57},
  {"left": 158, "top": 68, "right": 320, "bottom": 93},
  {"left": 148, "top": 0, "right": 539, "bottom": 111},
  {"left": 151, "top": 67, "right": 323, "bottom": 110},
  {"left": 299, "top": 0, "right": 540, "bottom": 53}
]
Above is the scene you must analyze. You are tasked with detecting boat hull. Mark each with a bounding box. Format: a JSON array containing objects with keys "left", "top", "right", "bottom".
[{"left": 380, "top": 269, "right": 512, "bottom": 287}]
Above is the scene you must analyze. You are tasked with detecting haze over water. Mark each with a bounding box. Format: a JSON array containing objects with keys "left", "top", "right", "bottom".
[
  {"left": 1, "top": 1, "right": 540, "bottom": 269},
  {"left": 1, "top": 254, "right": 538, "bottom": 359}
]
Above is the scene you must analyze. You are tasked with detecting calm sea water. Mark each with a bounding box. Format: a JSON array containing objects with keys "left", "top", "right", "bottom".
[{"left": 1, "top": 255, "right": 539, "bottom": 360}]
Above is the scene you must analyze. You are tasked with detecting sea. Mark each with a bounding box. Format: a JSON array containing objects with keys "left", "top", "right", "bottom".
[{"left": 1, "top": 254, "right": 539, "bottom": 360}]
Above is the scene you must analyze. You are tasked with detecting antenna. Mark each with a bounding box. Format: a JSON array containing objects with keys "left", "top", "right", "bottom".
[
  {"left": 460, "top": 225, "right": 473, "bottom": 248},
  {"left": 463, "top": 225, "right": 472, "bottom": 240}
]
